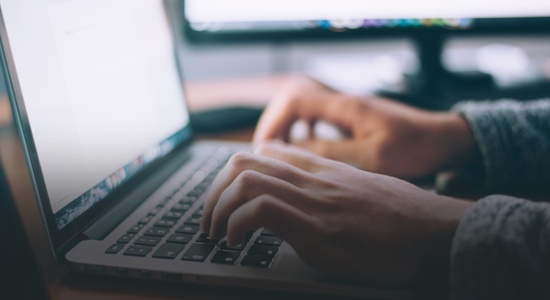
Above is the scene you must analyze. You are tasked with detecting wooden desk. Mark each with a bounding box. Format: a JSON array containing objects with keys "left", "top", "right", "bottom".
[{"left": 0, "top": 75, "right": 336, "bottom": 300}]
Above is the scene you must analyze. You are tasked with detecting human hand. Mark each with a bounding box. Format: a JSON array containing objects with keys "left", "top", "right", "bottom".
[
  {"left": 253, "top": 76, "right": 479, "bottom": 178},
  {"left": 201, "top": 142, "right": 472, "bottom": 287}
]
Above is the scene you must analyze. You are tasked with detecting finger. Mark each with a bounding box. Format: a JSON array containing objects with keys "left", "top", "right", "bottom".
[
  {"left": 253, "top": 93, "right": 358, "bottom": 145},
  {"left": 209, "top": 170, "right": 315, "bottom": 239},
  {"left": 307, "top": 118, "right": 317, "bottom": 139},
  {"left": 252, "top": 95, "right": 298, "bottom": 144},
  {"left": 226, "top": 194, "right": 316, "bottom": 247},
  {"left": 254, "top": 141, "right": 331, "bottom": 173},
  {"left": 294, "top": 139, "right": 373, "bottom": 170},
  {"left": 201, "top": 151, "right": 314, "bottom": 232}
]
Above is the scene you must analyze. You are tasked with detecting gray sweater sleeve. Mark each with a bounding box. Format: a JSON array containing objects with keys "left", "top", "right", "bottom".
[
  {"left": 452, "top": 99, "right": 550, "bottom": 188},
  {"left": 450, "top": 100, "right": 550, "bottom": 299},
  {"left": 451, "top": 196, "right": 550, "bottom": 300}
]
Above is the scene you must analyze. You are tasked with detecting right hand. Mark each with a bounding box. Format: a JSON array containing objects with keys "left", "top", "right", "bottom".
[
  {"left": 201, "top": 142, "right": 472, "bottom": 287},
  {"left": 253, "top": 77, "right": 479, "bottom": 178}
]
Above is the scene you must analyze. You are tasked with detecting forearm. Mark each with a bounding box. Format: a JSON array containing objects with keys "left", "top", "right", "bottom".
[
  {"left": 452, "top": 99, "right": 550, "bottom": 188},
  {"left": 451, "top": 195, "right": 550, "bottom": 300}
]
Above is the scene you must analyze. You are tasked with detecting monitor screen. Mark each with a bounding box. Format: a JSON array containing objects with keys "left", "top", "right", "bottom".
[
  {"left": 184, "top": 0, "right": 550, "bottom": 38},
  {"left": 0, "top": 0, "right": 190, "bottom": 230}
]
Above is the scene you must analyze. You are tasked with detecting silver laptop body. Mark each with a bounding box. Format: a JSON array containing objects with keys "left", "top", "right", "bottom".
[{"left": 0, "top": 0, "right": 409, "bottom": 298}]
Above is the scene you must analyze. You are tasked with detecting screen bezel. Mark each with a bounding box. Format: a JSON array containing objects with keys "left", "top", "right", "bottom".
[
  {"left": 182, "top": 0, "right": 550, "bottom": 45},
  {"left": 0, "top": 0, "right": 194, "bottom": 262}
]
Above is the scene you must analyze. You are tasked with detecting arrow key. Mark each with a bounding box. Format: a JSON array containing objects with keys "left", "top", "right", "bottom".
[
  {"left": 241, "top": 255, "right": 273, "bottom": 268},
  {"left": 153, "top": 243, "right": 185, "bottom": 259},
  {"left": 181, "top": 244, "right": 215, "bottom": 262},
  {"left": 211, "top": 250, "right": 240, "bottom": 265}
]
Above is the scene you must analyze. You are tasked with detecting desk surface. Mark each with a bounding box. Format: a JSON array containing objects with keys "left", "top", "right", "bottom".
[{"left": 0, "top": 75, "right": 332, "bottom": 300}]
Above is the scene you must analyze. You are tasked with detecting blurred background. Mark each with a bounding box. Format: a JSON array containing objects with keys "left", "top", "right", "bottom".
[
  {"left": 174, "top": 0, "right": 550, "bottom": 108},
  {"left": 178, "top": 34, "right": 550, "bottom": 96},
  {"left": 2, "top": 0, "right": 550, "bottom": 128}
]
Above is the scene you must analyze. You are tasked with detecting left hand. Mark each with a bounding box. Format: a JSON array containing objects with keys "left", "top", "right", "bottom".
[
  {"left": 201, "top": 142, "right": 472, "bottom": 287},
  {"left": 252, "top": 76, "right": 478, "bottom": 179}
]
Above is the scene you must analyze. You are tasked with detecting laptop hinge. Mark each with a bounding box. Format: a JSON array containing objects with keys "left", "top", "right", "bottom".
[{"left": 82, "top": 146, "right": 194, "bottom": 240}]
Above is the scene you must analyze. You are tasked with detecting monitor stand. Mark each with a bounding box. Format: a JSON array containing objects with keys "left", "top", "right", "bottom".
[{"left": 379, "top": 31, "right": 496, "bottom": 110}]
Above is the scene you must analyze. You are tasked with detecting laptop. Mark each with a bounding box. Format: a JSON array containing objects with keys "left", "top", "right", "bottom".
[
  {"left": 0, "top": 161, "right": 48, "bottom": 300},
  {"left": 0, "top": 1, "right": 409, "bottom": 298}
]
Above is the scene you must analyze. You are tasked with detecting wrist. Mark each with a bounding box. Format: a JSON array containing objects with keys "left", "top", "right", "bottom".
[
  {"left": 418, "top": 196, "right": 474, "bottom": 287},
  {"left": 432, "top": 112, "right": 481, "bottom": 171}
]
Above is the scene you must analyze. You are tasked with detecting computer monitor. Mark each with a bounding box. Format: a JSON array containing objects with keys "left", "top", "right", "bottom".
[{"left": 182, "top": 0, "right": 550, "bottom": 106}]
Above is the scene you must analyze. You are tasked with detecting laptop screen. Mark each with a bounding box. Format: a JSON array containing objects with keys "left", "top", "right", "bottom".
[{"left": 0, "top": 0, "right": 190, "bottom": 230}]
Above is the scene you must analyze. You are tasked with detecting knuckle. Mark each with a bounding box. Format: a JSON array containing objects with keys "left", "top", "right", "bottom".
[
  {"left": 234, "top": 170, "right": 259, "bottom": 189},
  {"left": 316, "top": 177, "right": 341, "bottom": 190},
  {"left": 319, "top": 216, "right": 346, "bottom": 244},
  {"left": 280, "top": 92, "right": 299, "bottom": 104},
  {"left": 256, "top": 140, "right": 286, "bottom": 156},
  {"left": 254, "top": 142, "right": 274, "bottom": 156},
  {"left": 228, "top": 152, "right": 254, "bottom": 170},
  {"left": 253, "top": 195, "right": 276, "bottom": 216},
  {"left": 274, "top": 91, "right": 298, "bottom": 110}
]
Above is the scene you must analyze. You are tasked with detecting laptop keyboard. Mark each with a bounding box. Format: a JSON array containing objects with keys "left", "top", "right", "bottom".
[{"left": 104, "top": 148, "right": 282, "bottom": 269}]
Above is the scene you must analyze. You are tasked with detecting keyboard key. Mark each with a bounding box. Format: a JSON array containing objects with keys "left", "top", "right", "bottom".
[
  {"left": 171, "top": 203, "right": 191, "bottom": 212},
  {"left": 181, "top": 244, "right": 215, "bottom": 262},
  {"left": 241, "top": 255, "right": 272, "bottom": 268},
  {"left": 211, "top": 250, "right": 240, "bottom": 265},
  {"left": 157, "top": 198, "right": 170, "bottom": 208},
  {"left": 124, "top": 245, "right": 152, "bottom": 257},
  {"left": 154, "top": 219, "right": 176, "bottom": 228},
  {"left": 187, "top": 189, "right": 203, "bottom": 198},
  {"left": 260, "top": 228, "right": 276, "bottom": 236},
  {"left": 179, "top": 196, "right": 195, "bottom": 203},
  {"left": 127, "top": 225, "right": 142, "bottom": 234},
  {"left": 244, "top": 231, "right": 254, "bottom": 242},
  {"left": 106, "top": 243, "right": 125, "bottom": 254},
  {"left": 254, "top": 236, "right": 282, "bottom": 247},
  {"left": 135, "top": 236, "right": 162, "bottom": 247},
  {"left": 176, "top": 224, "right": 199, "bottom": 234},
  {"left": 191, "top": 170, "right": 206, "bottom": 182},
  {"left": 117, "top": 234, "right": 135, "bottom": 244},
  {"left": 248, "top": 245, "right": 278, "bottom": 257},
  {"left": 196, "top": 233, "right": 219, "bottom": 244},
  {"left": 220, "top": 241, "right": 246, "bottom": 251},
  {"left": 138, "top": 216, "right": 152, "bottom": 225},
  {"left": 164, "top": 211, "right": 184, "bottom": 220},
  {"left": 148, "top": 208, "right": 160, "bottom": 216},
  {"left": 185, "top": 216, "right": 201, "bottom": 225},
  {"left": 153, "top": 243, "right": 185, "bottom": 259},
  {"left": 167, "top": 233, "right": 193, "bottom": 244},
  {"left": 144, "top": 227, "right": 169, "bottom": 237},
  {"left": 170, "top": 191, "right": 184, "bottom": 202},
  {"left": 196, "top": 182, "right": 210, "bottom": 190}
]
